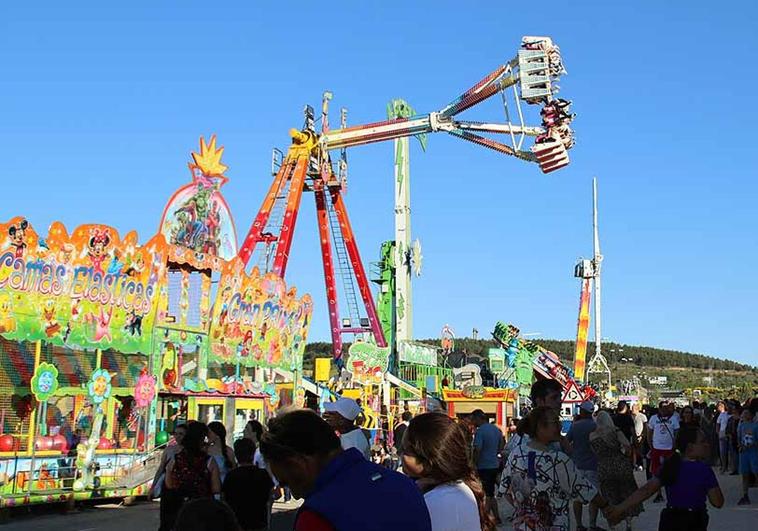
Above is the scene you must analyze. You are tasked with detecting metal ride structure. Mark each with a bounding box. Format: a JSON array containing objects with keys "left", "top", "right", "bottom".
[
  {"left": 574, "top": 177, "right": 611, "bottom": 393},
  {"left": 238, "top": 36, "right": 575, "bottom": 367}
]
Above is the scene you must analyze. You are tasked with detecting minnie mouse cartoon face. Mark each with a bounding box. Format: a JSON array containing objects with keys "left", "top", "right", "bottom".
[
  {"left": 89, "top": 230, "right": 110, "bottom": 257},
  {"left": 88, "top": 229, "right": 111, "bottom": 274},
  {"left": 8, "top": 219, "right": 28, "bottom": 258}
]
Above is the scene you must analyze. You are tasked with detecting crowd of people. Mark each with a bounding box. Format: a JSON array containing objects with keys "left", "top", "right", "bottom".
[{"left": 147, "top": 388, "right": 758, "bottom": 531}]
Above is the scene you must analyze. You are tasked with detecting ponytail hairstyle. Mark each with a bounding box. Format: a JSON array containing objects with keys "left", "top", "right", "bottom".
[
  {"left": 207, "top": 421, "right": 234, "bottom": 472},
  {"left": 659, "top": 428, "right": 704, "bottom": 487},
  {"left": 403, "top": 412, "right": 496, "bottom": 531}
]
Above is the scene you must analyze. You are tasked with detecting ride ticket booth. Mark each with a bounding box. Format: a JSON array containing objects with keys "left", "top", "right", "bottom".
[{"left": 442, "top": 387, "right": 517, "bottom": 428}]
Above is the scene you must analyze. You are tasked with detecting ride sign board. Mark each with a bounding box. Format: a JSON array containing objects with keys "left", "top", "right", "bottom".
[
  {"left": 398, "top": 341, "right": 438, "bottom": 366},
  {"left": 488, "top": 348, "right": 507, "bottom": 373}
]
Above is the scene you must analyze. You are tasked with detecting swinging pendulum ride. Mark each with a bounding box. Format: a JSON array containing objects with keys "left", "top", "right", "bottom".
[{"left": 238, "top": 36, "right": 576, "bottom": 386}]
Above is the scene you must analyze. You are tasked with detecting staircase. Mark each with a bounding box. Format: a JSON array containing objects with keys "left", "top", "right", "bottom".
[
  {"left": 325, "top": 190, "right": 364, "bottom": 330},
  {"left": 107, "top": 445, "right": 165, "bottom": 490}
]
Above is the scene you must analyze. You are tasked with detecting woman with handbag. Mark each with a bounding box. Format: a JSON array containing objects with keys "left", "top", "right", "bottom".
[
  {"left": 160, "top": 421, "right": 221, "bottom": 531},
  {"left": 589, "top": 411, "right": 643, "bottom": 530},
  {"left": 149, "top": 424, "right": 187, "bottom": 500}
]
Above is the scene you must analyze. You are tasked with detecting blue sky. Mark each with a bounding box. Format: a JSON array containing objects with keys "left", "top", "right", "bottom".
[{"left": 2, "top": 2, "right": 756, "bottom": 365}]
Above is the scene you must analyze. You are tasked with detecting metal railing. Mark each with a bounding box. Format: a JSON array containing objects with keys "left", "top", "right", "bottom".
[{"left": 1, "top": 443, "right": 168, "bottom": 497}]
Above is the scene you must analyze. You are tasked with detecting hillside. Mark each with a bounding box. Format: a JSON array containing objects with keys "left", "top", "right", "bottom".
[{"left": 305, "top": 338, "right": 754, "bottom": 371}]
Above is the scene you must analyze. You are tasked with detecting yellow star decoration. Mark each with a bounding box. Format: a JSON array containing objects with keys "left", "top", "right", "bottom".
[{"left": 191, "top": 135, "right": 228, "bottom": 177}]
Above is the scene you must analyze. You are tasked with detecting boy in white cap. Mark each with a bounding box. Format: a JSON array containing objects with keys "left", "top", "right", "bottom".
[{"left": 323, "top": 397, "right": 371, "bottom": 459}]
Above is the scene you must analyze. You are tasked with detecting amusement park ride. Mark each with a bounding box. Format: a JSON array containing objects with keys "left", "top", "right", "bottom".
[
  {"left": 574, "top": 177, "right": 612, "bottom": 395},
  {"left": 237, "top": 35, "right": 575, "bottom": 367},
  {"left": 0, "top": 35, "right": 578, "bottom": 509}
]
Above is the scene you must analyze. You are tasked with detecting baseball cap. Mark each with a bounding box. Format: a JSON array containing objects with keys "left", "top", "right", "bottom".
[
  {"left": 324, "top": 397, "right": 362, "bottom": 421},
  {"left": 579, "top": 401, "right": 595, "bottom": 413}
]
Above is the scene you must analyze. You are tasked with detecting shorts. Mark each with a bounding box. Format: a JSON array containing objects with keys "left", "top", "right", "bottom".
[
  {"left": 578, "top": 468, "right": 600, "bottom": 489},
  {"left": 650, "top": 449, "right": 674, "bottom": 476},
  {"left": 477, "top": 468, "right": 499, "bottom": 497},
  {"left": 658, "top": 507, "right": 708, "bottom": 531},
  {"left": 739, "top": 449, "right": 758, "bottom": 475}
]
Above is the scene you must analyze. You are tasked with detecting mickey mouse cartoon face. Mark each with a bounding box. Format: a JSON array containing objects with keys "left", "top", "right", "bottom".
[{"left": 8, "top": 219, "right": 28, "bottom": 258}]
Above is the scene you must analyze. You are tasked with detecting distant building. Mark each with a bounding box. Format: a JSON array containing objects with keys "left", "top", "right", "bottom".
[{"left": 648, "top": 376, "right": 668, "bottom": 385}]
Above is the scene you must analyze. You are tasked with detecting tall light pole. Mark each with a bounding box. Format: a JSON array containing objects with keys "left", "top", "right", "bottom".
[{"left": 592, "top": 177, "right": 603, "bottom": 365}]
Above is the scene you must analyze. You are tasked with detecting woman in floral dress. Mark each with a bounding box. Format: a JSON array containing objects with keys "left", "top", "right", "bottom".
[{"left": 589, "top": 411, "right": 643, "bottom": 530}]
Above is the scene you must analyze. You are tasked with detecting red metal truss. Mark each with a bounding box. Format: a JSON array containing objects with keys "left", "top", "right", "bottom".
[
  {"left": 271, "top": 156, "right": 310, "bottom": 277},
  {"left": 314, "top": 184, "right": 344, "bottom": 362},
  {"left": 237, "top": 156, "right": 297, "bottom": 265}
]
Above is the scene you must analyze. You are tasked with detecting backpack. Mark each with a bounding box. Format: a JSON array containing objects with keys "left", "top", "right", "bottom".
[{"left": 171, "top": 451, "right": 211, "bottom": 499}]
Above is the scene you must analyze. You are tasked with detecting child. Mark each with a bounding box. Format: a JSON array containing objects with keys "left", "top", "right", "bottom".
[
  {"left": 222, "top": 438, "right": 273, "bottom": 531},
  {"left": 608, "top": 428, "right": 723, "bottom": 531},
  {"left": 737, "top": 408, "right": 758, "bottom": 505}
]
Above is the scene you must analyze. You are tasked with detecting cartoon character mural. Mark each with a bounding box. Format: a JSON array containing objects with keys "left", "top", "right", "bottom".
[
  {"left": 160, "top": 342, "right": 180, "bottom": 390},
  {"left": 345, "top": 342, "right": 390, "bottom": 385},
  {"left": 160, "top": 136, "right": 238, "bottom": 261},
  {"left": 87, "top": 228, "right": 111, "bottom": 275},
  {"left": 207, "top": 259, "right": 312, "bottom": 371},
  {"left": 0, "top": 218, "right": 163, "bottom": 354},
  {"left": 7, "top": 219, "right": 29, "bottom": 258}
]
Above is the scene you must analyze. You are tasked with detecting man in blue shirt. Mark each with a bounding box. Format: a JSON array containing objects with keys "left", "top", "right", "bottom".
[
  {"left": 471, "top": 409, "right": 504, "bottom": 524},
  {"left": 260, "top": 409, "right": 431, "bottom": 531}
]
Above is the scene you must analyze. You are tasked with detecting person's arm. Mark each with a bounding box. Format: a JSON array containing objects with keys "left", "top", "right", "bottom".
[
  {"left": 227, "top": 446, "right": 238, "bottom": 468},
  {"left": 607, "top": 477, "right": 661, "bottom": 525},
  {"left": 208, "top": 458, "right": 222, "bottom": 496},
  {"left": 647, "top": 419, "right": 654, "bottom": 449},
  {"left": 616, "top": 429, "right": 631, "bottom": 455},
  {"left": 149, "top": 450, "right": 170, "bottom": 495},
  {"left": 708, "top": 486, "right": 724, "bottom": 508}
]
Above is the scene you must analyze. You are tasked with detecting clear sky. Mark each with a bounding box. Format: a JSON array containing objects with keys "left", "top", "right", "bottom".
[{"left": 2, "top": 2, "right": 756, "bottom": 365}]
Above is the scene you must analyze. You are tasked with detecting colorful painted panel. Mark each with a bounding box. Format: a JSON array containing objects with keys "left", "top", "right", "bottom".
[
  {"left": 0, "top": 218, "right": 165, "bottom": 354},
  {"left": 208, "top": 260, "right": 312, "bottom": 371},
  {"left": 398, "top": 341, "right": 437, "bottom": 366},
  {"left": 159, "top": 136, "right": 237, "bottom": 262},
  {"left": 573, "top": 278, "right": 591, "bottom": 381},
  {"left": 346, "top": 342, "right": 390, "bottom": 385}
]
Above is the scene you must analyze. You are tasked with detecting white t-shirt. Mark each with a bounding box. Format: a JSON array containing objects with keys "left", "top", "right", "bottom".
[
  {"left": 424, "top": 481, "right": 481, "bottom": 531},
  {"left": 717, "top": 411, "right": 730, "bottom": 437},
  {"left": 341, "top": 428, "right": 371, "bottom": 459},
  {"left": 633, "top": 413, "right": 648, "bottom": 437},
  {"left": 648, "top": 414, "right": 680, "bottom": 450}
]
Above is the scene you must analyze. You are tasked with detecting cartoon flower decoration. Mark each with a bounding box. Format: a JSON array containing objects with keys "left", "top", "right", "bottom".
[
  {"left": 31, "top": 362, "right": 59, "bottom": 402},
  {"left": 134, "top": 373, "right": 156, "bottom": 408},
  {"left": 87, "top": 368, "right": 112, "bottom": 405}
]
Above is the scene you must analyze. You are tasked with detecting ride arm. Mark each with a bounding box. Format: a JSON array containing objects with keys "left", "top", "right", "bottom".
[{"left": 321, "top": 40, "right": 574, "bottom": 174}]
